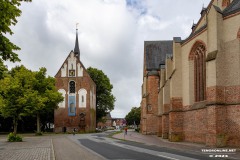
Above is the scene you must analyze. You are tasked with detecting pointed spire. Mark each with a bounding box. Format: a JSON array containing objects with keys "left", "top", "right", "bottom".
[{"left": 74, "top": 23, "right": 80, "bottom": 59}]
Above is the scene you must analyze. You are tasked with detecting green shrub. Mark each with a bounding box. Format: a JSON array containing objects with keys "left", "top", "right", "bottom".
[
  {"left": 7, "top": 133, "right": 22, "bottom": 142},
  {"left": 35, "top": 132, "right": 43, "bottom": 136}
]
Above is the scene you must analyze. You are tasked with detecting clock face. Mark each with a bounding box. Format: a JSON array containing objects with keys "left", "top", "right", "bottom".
[{"left": 69, "top": 70, "right": 75, "bottom": 76}]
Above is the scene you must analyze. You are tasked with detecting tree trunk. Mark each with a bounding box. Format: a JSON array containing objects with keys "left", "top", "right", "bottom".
[
  {"left": 13, "top": 117, "right": 18, "bottom": 136},
  {"left": 37, "top": 113, "right": 40, "bottom": 133}
]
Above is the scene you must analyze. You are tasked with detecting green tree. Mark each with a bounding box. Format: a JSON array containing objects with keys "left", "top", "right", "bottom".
[
  {"left": 0, "top": 66, "right": 63, "bottom": 135},
  {"left": 0, "top": 0, "right": 31, "bottom": 79},
  {"left": 87, "top": 67, "right": 116, "bottom": 123},
  {"left": 0, "top": 65, "right": 35, "bottom": 136},
  {"left": 24, "top": 68, "right": 63, "bottom": 133},
  {"left": 125, "top": 107, "right": 141, "bottom": 126}
]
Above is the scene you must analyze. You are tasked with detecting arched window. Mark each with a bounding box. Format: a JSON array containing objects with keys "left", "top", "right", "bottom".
[
  {"left": 78, "top": 89, "right": 87, "bottom": 108},
  {"left": 69, "top": 81, "right": 75, "bottom": 93},
  {"left": 189, "top": 42, "right": 206, "bottom": 102}
]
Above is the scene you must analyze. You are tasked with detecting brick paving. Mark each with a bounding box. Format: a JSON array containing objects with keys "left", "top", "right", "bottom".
[
  {"left": 113, "top": 129, "right": 240, "bottom": 160},
  {"left": 0, "top": 136, "right": 53, "bottom": 160}
]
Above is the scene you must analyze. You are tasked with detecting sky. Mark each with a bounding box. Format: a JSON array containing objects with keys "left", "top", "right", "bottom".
[{"left": 7, "top": 0, "right": 211, "bottom": 118}]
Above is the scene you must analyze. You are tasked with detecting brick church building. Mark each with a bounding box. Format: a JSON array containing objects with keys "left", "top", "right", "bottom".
[
  {"left": 54, "top": 29, "right": 96, "bottom": 133},
  {"left": 141, "top": 0, "right": 240, "bottom": 147}
]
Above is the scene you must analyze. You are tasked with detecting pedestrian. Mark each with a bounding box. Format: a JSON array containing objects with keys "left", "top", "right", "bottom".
[
  {"left": 124, "top": 127, "right": 128, "bottom": 135},
  {"left": 73, "top": 128, "right": 76, "bottom": 135}
]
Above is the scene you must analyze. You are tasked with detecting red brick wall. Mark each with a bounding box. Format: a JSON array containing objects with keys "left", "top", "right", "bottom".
[
  {"left": 141, "top": 74, "right": 159, "bottom": 134},
  {"left": 145, "top": 114, "right": 158, "bottom": 134},
  {"left": 158, "top": 116, "right": 162, "bottom": 136},
  {"left": 140, "top": 98, "right": 146, "bottom": 133},
  {"left": 170, "top": 97, "right": 183, "bottom": 111},
  {"left": 183, "top": 108, "right": 207, "bottom": 143},
  {"left": 226, "top": 105, "right": 240, "bottom": 147},
  {"left": 54, "top": 57, "right": 96, "bottom": 133},
  {"left": 169, "top": 112, "right": 183, "bottom": 141},
  {"left": 207, "top": 86, "right": 240, "bottom": 104},
  {"left": 147, "top": 75, "right": 159, "bottom": 114},
  {"left": 162, "top": 114, "right": 169, "bottom": 138},
  {"left": 207, "top": 86, "right": 225, "bottom": 103}
]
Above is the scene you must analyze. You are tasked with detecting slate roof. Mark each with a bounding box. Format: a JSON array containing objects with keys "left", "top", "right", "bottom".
[
  {"left": 144, "top": 41, "right": 173, "bottom": 71},
  {"left": 223, "top": 0, "right": 240, "bottom": 17}
]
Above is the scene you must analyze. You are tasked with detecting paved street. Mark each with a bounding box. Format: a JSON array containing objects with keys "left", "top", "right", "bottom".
[
  {"left": 0, "top": 131, "right": 239, "bottom": 160},
  {"left": 74, "top": 131, "right": 220, "bottom": 160}
]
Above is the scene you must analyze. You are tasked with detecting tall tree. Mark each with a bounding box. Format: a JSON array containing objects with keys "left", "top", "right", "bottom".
[
  {"left": 0, "top": 65, "right": 35, "bottom": 136},
  {"left": 87, "top": 67, "right": 116, "bottom": 123},
  {"left": 24, "top": 68, "right": 63, "bottom": 133},
  {"left": 125, "top": 107, "right": 141, "bottom": 126},
  {"left": 0, "top": 0, "right": 32, "bottom": 79},
  {"left": 0, "top": 66, "right": 63, "bottom": 135}
]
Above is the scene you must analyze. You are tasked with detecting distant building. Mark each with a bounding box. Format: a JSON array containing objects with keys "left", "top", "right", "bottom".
[
  {"left": 97, "top": 113, "right": 112, "bottom": 129},
  {"left": 54, "top": 29, "right": 96, "bottom": 133},
  {"left": 141, "top": 0, "right": 240, "bottom": 147},
  {"left": 97, "top": 112, "right": 126, "bottom": 129}
]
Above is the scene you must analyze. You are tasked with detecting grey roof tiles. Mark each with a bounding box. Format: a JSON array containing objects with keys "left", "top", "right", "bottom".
[
  {"left": 223, "top": 0, "right": 240, "bottom": 17},
  {"left": 144, "top": 41, "right": 173, "bottom": 71}
]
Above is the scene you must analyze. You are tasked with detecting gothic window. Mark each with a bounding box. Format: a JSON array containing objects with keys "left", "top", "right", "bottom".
[
  {"left": 190, "top": 42, "right": 206, "bottom": 102},
  {"left": 69, "top": 81, "right": 75, "bottom": 93}
]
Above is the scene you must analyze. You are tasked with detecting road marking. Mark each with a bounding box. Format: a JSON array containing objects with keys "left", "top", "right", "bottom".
[{"left": 104, "top": 139, "right": 198, "bottom": 160}]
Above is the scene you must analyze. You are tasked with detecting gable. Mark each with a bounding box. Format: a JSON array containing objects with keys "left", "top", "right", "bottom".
[{"left": 55, "top": 51, "right": 85, "bottom": 78}]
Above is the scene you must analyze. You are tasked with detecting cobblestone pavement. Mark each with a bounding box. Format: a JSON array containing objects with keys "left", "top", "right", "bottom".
[{"left": 0, "top": 136, "right": 54, "bottom": 160}]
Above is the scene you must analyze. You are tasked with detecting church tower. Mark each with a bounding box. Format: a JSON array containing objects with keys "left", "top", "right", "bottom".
[{"left": 54, "top": 28, "right": 96, "bottom": 133}]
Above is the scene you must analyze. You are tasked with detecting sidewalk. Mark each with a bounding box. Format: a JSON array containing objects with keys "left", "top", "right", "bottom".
[
  {"left": 112, "top": 130, "right": 240, "bottom": 160},
  {"left": 0, "top": 134, "right": 104, "bottom": 160},
  {"left": 52, "top": 135, "right": 104, "bottom": 160}
]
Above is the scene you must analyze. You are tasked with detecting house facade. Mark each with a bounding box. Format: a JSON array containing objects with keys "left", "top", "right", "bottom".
[
  {"left": 54, "top": 29, "right": 96, "bottom": 133},
  {"left": 141, "top": 0, "right": 240, "bottom": 147}
]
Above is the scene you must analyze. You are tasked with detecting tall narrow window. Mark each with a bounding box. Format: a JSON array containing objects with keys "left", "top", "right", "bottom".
[
  {"left": 78, "top": 89, "right": 87, "bottom": 108},
  {"left": 189, "top": 42, "right": 206, "bottom": 102},
  {"left": 82, "top": 95, "right": 84, "bottom": 102},
  {"left": 69, "top": 81, "right": 75, "bottom": 93}
]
